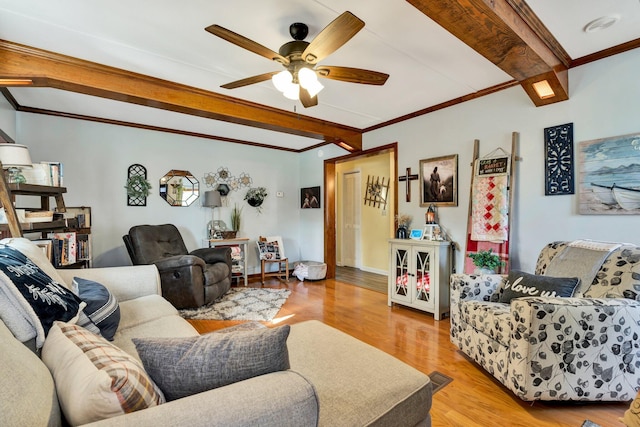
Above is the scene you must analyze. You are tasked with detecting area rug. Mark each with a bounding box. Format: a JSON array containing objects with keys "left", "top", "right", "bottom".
[
  {"left": 179, "top": 288, "right": 291, "bottom": 321},
  {"left": 428, "top": 371, "right": 453, "bottom": 394}
]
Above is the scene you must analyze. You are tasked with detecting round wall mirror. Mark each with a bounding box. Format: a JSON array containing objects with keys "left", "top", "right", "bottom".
[{"left": 159, "top": 170, "right": 199, "bottom": 206}]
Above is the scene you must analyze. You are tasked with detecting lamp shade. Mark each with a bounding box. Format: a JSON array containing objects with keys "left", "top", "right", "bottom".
[
  {"left": 0, "top": 144, "right": 32, "bottom": 168},
  {"left": 203, "top": 190, "right": 222, "bottom": 208}
]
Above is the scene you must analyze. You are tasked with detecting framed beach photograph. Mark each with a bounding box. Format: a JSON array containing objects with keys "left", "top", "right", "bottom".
[
  {"left": 579, "top": 132, "right": 640, "bottom": 215},
  {"left": 420, "top": 154, "right": 458, "bottom": 207},
  {"left": 301, "top": 186, "right": 321, "bottom": 209}
]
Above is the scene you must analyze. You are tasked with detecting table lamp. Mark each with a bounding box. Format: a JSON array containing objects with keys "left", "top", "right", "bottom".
[
  {"left": 203, "top": 190, "right": 222, "bottom": 239},
  {"left": 0, "top": 143, "right": 33, "bottom": 184}
]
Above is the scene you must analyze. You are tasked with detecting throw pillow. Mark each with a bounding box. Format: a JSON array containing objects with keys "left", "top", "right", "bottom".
[
  {"left": 257, "top": 241, "right": 280, "bottom": 260},
  {"left": 42, "top": 321, "right": 165, "bottom": 426},
  {"left": 0, "top": 245, "right": 82, "bottom": 339},
  {"left": 499, "top": 270, "right": 580, "bottom": 304},
  {"left": 133, "top": 325, "right": 291, "bottom": 401},
  {"left": 73, "top": 277, "right": 121, "bottom": 341}
]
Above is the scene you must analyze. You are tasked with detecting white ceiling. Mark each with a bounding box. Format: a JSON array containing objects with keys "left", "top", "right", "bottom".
[{"left": 1, "top": 0, "right": 639, "bottom": 150}]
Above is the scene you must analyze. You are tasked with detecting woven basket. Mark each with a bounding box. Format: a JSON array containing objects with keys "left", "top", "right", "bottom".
[{"left": 220, "top": 231, "right": 237, "bottom": 239}]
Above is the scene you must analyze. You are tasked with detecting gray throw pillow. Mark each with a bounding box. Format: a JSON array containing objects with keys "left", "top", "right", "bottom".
[
  {"left": 132, "top": 325, "right": 291, "bottom": 401},
  {"left": 499, "top": 270, "right": 580, "bottom": 304}
]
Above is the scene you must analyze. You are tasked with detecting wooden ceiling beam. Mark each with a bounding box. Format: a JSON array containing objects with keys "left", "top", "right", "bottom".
[
  {"left": 406, "top": 0, "right": 569, "bottom": 106},
  {"left": 0, "top": 40, "right": 362, "bottom": 151}
]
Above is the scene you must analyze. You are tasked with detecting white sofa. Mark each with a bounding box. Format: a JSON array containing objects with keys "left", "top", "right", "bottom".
[
  {"left": 450, "top": 241, "right": 640, "bottom": 401},
  {"left": 0, "top": 238, "right": 432, "bottom": 426}
]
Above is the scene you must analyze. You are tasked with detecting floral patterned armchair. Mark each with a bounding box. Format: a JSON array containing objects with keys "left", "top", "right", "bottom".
[{"left": 450, "top": 241, "right": 640, "bottom": 401}]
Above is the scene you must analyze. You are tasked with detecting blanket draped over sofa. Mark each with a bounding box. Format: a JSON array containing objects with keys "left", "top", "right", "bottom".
[{"left": 450, "top": 240, "right": 640, "bottom": 401}]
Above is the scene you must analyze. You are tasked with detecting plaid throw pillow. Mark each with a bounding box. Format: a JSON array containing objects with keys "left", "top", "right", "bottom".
[{"left": 42, "top": 322, "right": 165, "bottom": 425}]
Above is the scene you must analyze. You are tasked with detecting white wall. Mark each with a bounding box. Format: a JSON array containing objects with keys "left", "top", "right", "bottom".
[
  {"left": 364, "top": 48, "right": 640, "bottom": 273},
  {"left": 297, "top": 145, "right": 346, "bottom": 262},
  {"left": 0, "top": 96, "right": 16, "bottom": 140},
  {"left": 16, "top": 114, "right": 309, "bottom": 272}
]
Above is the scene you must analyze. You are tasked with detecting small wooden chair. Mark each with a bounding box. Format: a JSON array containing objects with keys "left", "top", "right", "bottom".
[{"left": 257, "top": 236, "right": 289, "bottom": 285}]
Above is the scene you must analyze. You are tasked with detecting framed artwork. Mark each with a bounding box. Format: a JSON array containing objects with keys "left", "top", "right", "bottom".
[
  {"left": 409, "top": 229, "right": 424, "bottom": 240},
  {"left": 579, "top": 132, "right": 640, "bottom": 215},
  {"left": 420, "top": 154, "right": 458, "bottom": 207},
  {"left": 301, "top": 186, "right": 321, "bottom": 209},
  {"left": 544, "top": 123, "right": 574, "bottom": 195}
]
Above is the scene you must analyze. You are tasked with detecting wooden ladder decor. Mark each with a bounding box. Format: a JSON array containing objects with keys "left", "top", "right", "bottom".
[{"left": 463, "top": 132, "right": 520, "bottom": 274}]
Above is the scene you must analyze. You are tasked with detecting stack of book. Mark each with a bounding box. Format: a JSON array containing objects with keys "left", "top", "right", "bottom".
[
  {"left": 21, "top": 162, "right": 64, "bottom": 186},
  {"left": 47, "top": 232, "right": 76, "bottom": 267}
]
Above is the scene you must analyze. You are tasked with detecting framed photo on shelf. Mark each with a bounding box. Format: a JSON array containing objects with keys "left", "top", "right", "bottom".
[
  {"left": 409, "top": 229, "right": 424, "bottom": 240},
  {"left": 420, "top": 154, "right": 458, "bottom": 207},
  {"left": 33, "top": 239, "right": 53, "bottom": 262}
]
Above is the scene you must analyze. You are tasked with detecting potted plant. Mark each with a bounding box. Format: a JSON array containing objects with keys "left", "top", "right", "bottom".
[
  {"left": 230, "top": 204, "right": 242, "bottom": 232},
  {"left": 468, "top": 249, "right": 504, "bottom": 274},
  {"left": 245, "top": 187, "right": 267, "bottom": 212}
]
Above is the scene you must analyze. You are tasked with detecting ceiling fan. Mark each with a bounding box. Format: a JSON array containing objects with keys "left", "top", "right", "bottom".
[{"left": 205, "top": 11, "right": 389, "bottom": 108}]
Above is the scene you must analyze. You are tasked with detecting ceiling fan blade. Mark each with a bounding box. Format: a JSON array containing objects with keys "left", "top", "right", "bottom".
[
  {"left": 302, "top": 11, "right": 364, "bottom": 64},
  {"left": 316, "top": 66, "right": 389, "bottom": 85},
  {"left": 299, "top": 87, "right": 318, "bottom": 108},
  {"left": 205, "top": 24, "right": 289, "bottom": 65},
  {"left": 221, "top": 71, "right": 279, "bottom": 89}
]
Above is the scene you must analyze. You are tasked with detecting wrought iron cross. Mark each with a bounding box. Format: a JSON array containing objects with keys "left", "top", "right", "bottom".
[{"left": 398, "top": 167, "right": 419, "bottom": 202}]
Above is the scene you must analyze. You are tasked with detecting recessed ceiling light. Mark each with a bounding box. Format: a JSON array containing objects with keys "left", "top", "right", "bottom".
[{"left": 584, "top": 15, "right": 621, "bottom": 33}]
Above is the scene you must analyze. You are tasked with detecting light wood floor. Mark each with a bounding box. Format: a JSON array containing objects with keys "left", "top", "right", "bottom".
[{"left": 188, "top": 270, "right": 628, "bottom": 427}]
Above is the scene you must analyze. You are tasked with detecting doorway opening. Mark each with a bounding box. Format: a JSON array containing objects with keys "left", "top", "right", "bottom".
[{"left": 323, "top": 142, "right": 397, "bottom": 279}]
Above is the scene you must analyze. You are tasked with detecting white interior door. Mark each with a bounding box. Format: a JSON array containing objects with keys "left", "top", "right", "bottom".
[{"left": 341, "top": 171, "right": 361, "bottom": 268}]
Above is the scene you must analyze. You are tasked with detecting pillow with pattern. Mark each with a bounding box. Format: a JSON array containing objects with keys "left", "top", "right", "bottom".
[
  {"left": 42, "top": 321, "right": 165, "bottom": 425},
  {"left": 257, "top": 241, "right": 280, "bottom": 260},
  {"left": 73, "top": 277, "right": 121, "bottom": 341},
  {"left": 0, "top": 245, "right": 82, "bottom": 340},
  {"left": 499, "top": 270, "right": 580, "bottom": 304}
]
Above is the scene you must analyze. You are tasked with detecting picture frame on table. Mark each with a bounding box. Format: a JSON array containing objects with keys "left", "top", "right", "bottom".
[
  {"left": 409, "top": 229, "right": 424, "bottom": 240},
  {"left": 420, "top": 154, "right": 458, "bottom": 207}
]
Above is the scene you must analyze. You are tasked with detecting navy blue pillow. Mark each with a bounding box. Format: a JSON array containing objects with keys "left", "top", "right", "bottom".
[
  {"left": 499, "top": 270, "right": 580, "bottom": 304},
  {"left": 0, "top": 246, "right": 82, "bottom": 336},
  {"left": 73, "top": 277, "right": 121, "bottom": 341}
]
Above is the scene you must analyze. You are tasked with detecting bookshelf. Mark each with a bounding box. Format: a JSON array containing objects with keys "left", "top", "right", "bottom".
[{"left": 0, "top": 174, "right": 92, "bottom": 268}]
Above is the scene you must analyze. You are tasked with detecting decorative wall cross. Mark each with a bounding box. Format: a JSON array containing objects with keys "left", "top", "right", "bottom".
[{"left": 398, "top": 167, "right": 419, "bottom": 202}]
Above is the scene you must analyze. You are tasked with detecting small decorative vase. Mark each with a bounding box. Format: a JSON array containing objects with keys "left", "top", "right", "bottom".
[
  {"left": 396, "top": 226, "right": 408, "bottom": 239},
  {"left": 247, "top": 198, "right": 263, "bottom": 207}
]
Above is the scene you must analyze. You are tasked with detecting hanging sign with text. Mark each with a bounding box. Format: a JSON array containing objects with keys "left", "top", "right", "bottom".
[{"left": 476, "top": 157, "right": 509, "bottom": 177}]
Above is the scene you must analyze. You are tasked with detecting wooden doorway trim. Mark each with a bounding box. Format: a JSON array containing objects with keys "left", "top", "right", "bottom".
[{"left": 324, "top": 142, "right": 398, "bottom": 279}]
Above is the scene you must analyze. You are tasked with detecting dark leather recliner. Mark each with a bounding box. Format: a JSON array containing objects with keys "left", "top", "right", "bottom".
[{"left": 123, "top": 224, "right": 232, "bottom": 309}]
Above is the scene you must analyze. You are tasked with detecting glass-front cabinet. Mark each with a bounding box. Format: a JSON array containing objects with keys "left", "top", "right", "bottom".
[{"left": 388, "top": 239, "right": 452, "bottom": 320}]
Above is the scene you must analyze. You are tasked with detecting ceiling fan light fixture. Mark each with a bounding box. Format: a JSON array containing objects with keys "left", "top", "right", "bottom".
[
  {"left": 298, "top": 67, "right": 324, "bottom": 97},
  {"left": 272, "top": 70, "right": 293, "bottom": 92},
  {"left": 305, "top": 79, "right": 324, "bottom": 98},
  {"left": 283, "top": 83, "right": 300, "bottom": 100}
]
